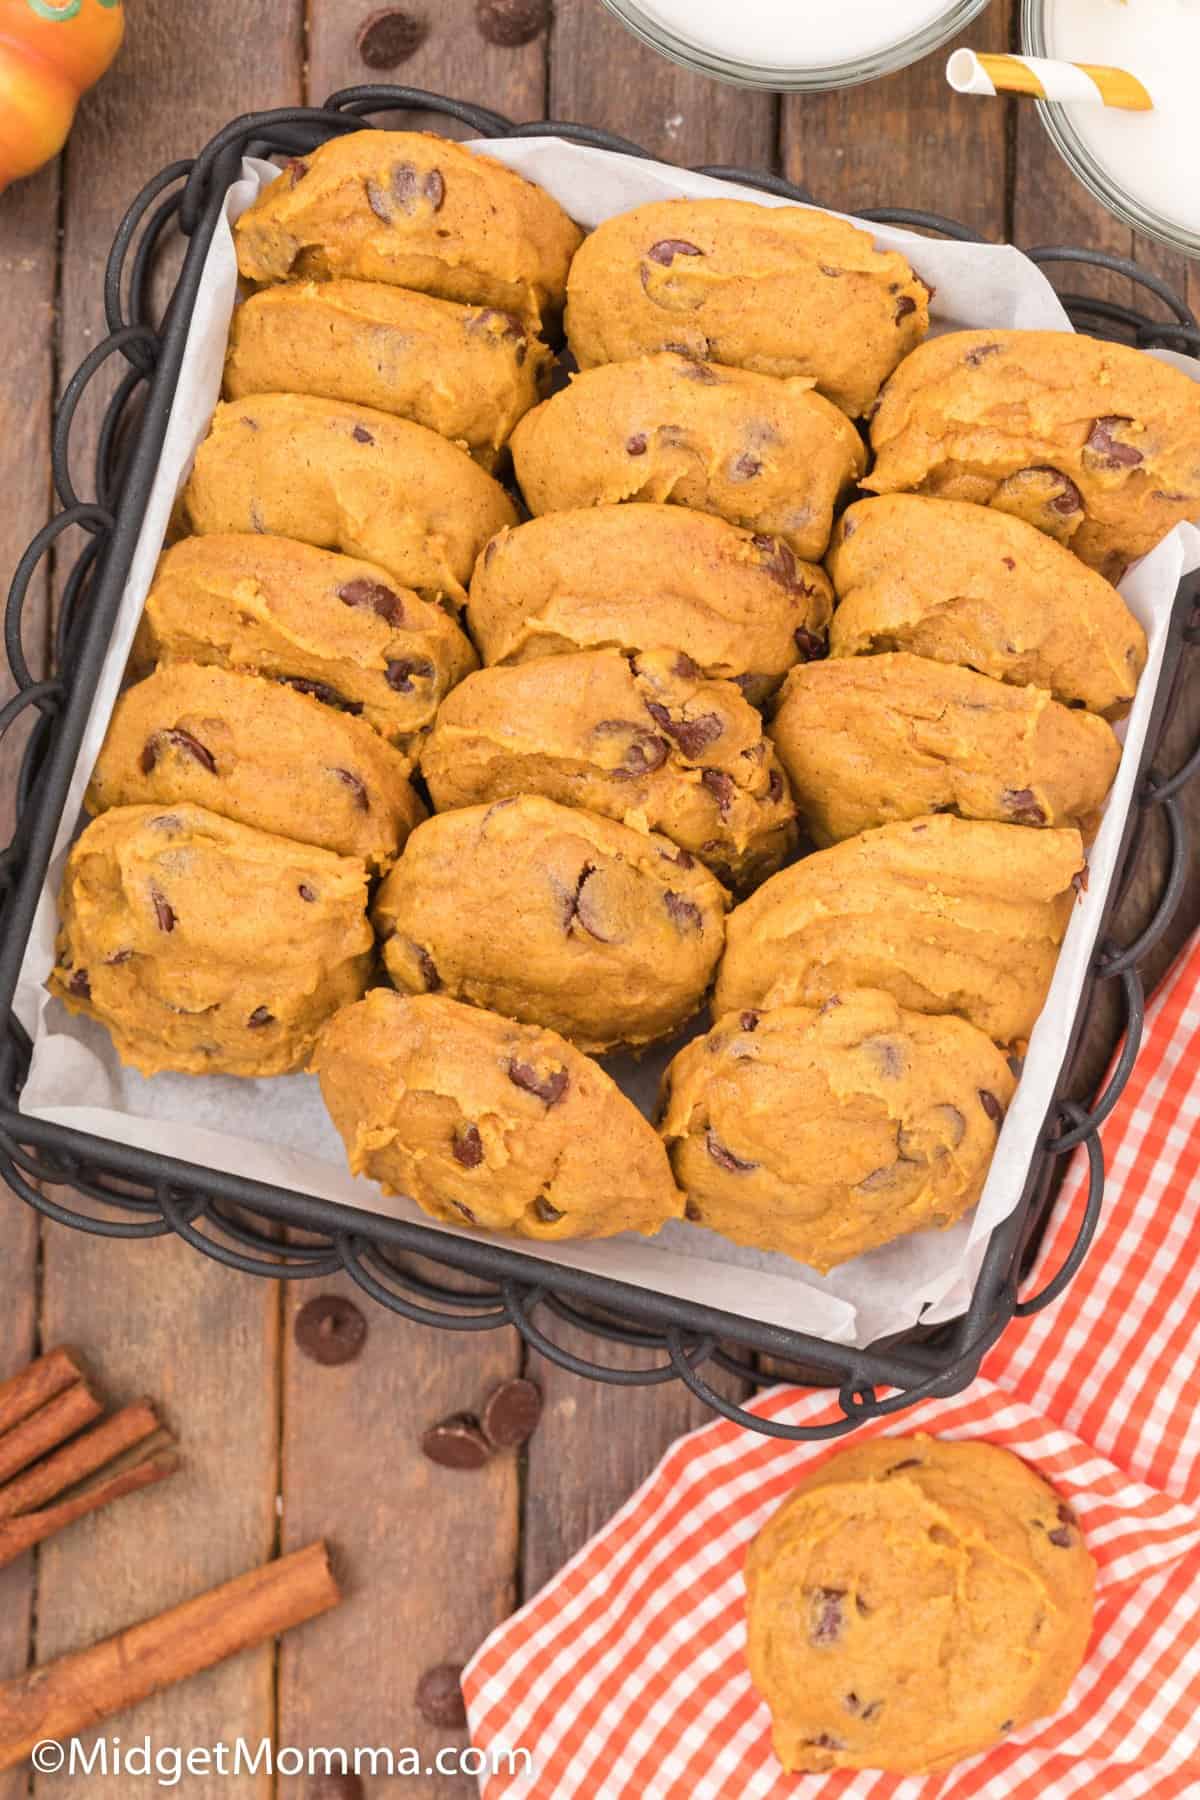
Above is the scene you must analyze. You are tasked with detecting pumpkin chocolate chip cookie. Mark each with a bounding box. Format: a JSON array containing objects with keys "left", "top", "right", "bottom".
[
  {"left": 182, "top": 393, "right": 518, "bottom": 606},
  {"left": 224, "top": 281, "right": 551, "bottom": 468},
  {"left": 565, "top": 197, "right": 930, "bottom": 416},
  {"left": 770, "top": 652, "right": 1120, "bottom": 844},
  {"left": 745, "top": 1435, "right": 1096, "bottom": 1774},
  {"left": 467, "top": 504, "right": 833, "bottom": 702},
  {"left": 87, "top": 664, "right": 424, "bottom": 873},
  {"left": 714, "top": 813, "right": 1083, "bottom": 1045},
  {"left": 314, "top": 989, "right": 684, "bottom": 1239},
  {"left": 373, "top": 795, "right": 728, "bottom": 1053},
  {"left": 134, "top": 535, "right": 477, "bottom": 749},
  {"left": 49, "top": 803, "right": 373, "bottom": 1078},
  {"left": 866, "top": 330, "right": 1200, "bottom": 576},
  {"left": 510, "top": 352, "right": 864, "bottom": 559},
  {"left": 233, "top": 130, "right": 582, "bottom": 327},
  {"left": 420, "top": 648, "right": 797, "bottom": 892},
  {"left": 827, "top": 495, "right": 1147, "bottom": 719},
  {"left": 659, "top": 991, "right": 1016, "bottom": 1270}
]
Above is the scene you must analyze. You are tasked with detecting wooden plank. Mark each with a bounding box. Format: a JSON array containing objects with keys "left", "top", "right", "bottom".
[
  {"left": 32, "top": 1244, "right": 281, "bottom": 1800},
  {"left": 279, "top": 1268, "right": 520, "bottom": 1800},
  {"left": 29, "top": 8, "right": 304, "bottom": 1798},
  {"left": 0, "top": 152, "right": 58, "bottom": 1800},
  {"left": 307, "top": 0, "right": 548, "bottom": 126},
  {"left": 552, "top": 0, "right": 777, "bottom": 166},
  {"left": 781, "top": 10, "right": 1013, "bottom": 234}
]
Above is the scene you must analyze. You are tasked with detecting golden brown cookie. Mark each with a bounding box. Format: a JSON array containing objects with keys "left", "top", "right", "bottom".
[
  {"left": 49, "top": 804, "right": 372, "bottom": 1078},
  {"left": 467, "top": 505, "right": 834, "bottom": 702},
  {"left": 510, "top": 352, "right": 864, "bottom": 559},
  {"left": 224, "top": 281, "right": 551, "bottom": 467},
  {"left": 373, "top": 796, "right": 728, "bottom": 1053},
  {"left": 745, "top": 1435, "right": 1096, "bottom": 1774},
  {"left": 182, "top": 394, "right": 518, "bottom": 606},
  {"left": 660, "top": 992, "right": 1015, "bottom": 1270},
  {"left": 87, "top": 664, "right": 424, "bottom": 873},
  {"left": 420, "top": 648, "right": 797, "bottom": 892},
  {"left": 132, "top": 535, "right": 477, "bottom": 749},
  {"left": 314, "top": 989, "right": 684, "bottom": 1239},
  {"left": 714, "top": 814, "right": 1083, "bottom": 1045},
  {"left": 866, "top": 330, "right": 1200, "bottom": 576},
  {"left": 565, "top": 198, "right": 930, "bottom": 416},
  {"left": 233, "top": 131, "right": 582, "bottom": 326},
  {"left": 770, "top": 652, "right": 1120, "bottom": 845},
  {"left": 827, "top": 495, "right": 1148, "bottom": 719}
]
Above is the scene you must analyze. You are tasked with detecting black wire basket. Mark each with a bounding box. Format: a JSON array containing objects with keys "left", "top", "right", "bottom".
[{"left": 1, "top": 88, "right": 1198, "bottom": 1443}]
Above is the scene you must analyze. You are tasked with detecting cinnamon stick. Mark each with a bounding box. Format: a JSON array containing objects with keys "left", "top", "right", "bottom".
[
  {"left": 0, "top": 1382, "right": 102, "bottom": 1488},
  {"left": 0, "top": 1449, "right": 180, "bottom": 1571},
  {"left": 0, "top": 1400, "right": 164, "bottom": 1521},
  {"left": 0, "top": 1541, "right": 341, "bottom": 1770},
  {"left": 0, "top": 1350, "right": 86, "bottom": 1437}
]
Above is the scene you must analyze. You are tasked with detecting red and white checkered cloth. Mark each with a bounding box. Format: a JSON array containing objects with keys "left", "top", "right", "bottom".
[{"left": 464, "top": 929, "right": 1200, "bottom": 1799}]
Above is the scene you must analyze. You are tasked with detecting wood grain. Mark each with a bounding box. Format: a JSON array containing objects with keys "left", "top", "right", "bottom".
[
  {"left": 552, "top": 0, "right": 777, "bottom": 166},
  {"left": 0, "top": 153, "right": 56, "bottom": 1800},
  {"left": 782, "top": 13, "right": 1014, "bottom": 232},
  {"left": 32, "top": 1241, "right": 281, "bottom": 1800},
  {"left": 279, "top": 1268, "right": 520, "bottom": 1800},
  {"left": 29, "top": 12, "right": 303, "bottom": 1797},
  {"left": 306, "top": 0, "right": 548, "bottom": 126}
]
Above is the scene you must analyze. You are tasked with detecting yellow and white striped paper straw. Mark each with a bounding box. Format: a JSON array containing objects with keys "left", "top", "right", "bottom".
[{"left": 946, "top": 48, "right": 1155, "bottom": 110}]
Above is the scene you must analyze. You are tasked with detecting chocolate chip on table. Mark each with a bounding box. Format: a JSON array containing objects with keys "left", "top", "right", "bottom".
[
  {"left": 356, "top": 6, "right": 429, "bottom": 67},
  {"left": 294, "top": 1294, "right": 368, "bottom": 1366},
  {"left": 808, "top": 1588, "right": 846, "bottom": 1647},
  {"left": 705, "top": 1129, "right": 758, "bottom": 1174},
  {"left": 415, "top": 1662, "right": 469, "bottom": 1730},
  {"left": 482, "top": 1377, "right": 544, "bottom": 1448},
  {"left": 978, "top": 1088, "right": 1005, "bottom": 1125},
  {"left": 337, "top": 578, "right": 405, "bottom": 626},
  {"left": 420, "top": 1413, "right": 492, "bottom": 1471},
  {"left": 475, "top": 0, "right": 550, "bottom": 44},
  {"left": 140, "top": 726, "right": 217, "bottom": 777},
  {"left": 452, "top": 1123, "right": 484, "bottom": 1168},
  {"left": 507, "top": 1059, "right": 569, "bottom": 1107},
  {"left": 305, "top": 1774, "right": 365, "bottom": 1800}
]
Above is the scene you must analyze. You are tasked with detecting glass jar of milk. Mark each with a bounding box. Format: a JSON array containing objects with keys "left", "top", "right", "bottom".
[
  {"left": 1023, "top": 0, "right": 1200, "bottom": 254},
  {"left": 599, "top": 0, "right": 991, "bottom": 89}
]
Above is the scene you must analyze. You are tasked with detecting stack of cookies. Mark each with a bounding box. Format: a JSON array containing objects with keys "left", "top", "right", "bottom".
[{"left": 50, "top": 132, "right": 1200, "bottom": 1273}]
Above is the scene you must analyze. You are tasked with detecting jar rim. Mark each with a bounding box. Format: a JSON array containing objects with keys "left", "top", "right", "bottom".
[{"left": 597, "top": 0, "right": 993, "bottom": 91}]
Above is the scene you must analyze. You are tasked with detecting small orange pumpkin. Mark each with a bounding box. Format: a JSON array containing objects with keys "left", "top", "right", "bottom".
[{"left": 0, "top": 0, "right": 124, "bottom": 195}]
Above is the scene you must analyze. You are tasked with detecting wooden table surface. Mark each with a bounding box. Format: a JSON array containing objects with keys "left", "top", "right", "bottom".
[{"left": 0, "top": 2, "right": 1197, "bottom": 1794}]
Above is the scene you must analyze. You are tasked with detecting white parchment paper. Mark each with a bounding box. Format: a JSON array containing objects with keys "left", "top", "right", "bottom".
[{"left": 13, "top": 140, "right": 1200, "bottom": 1348}]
